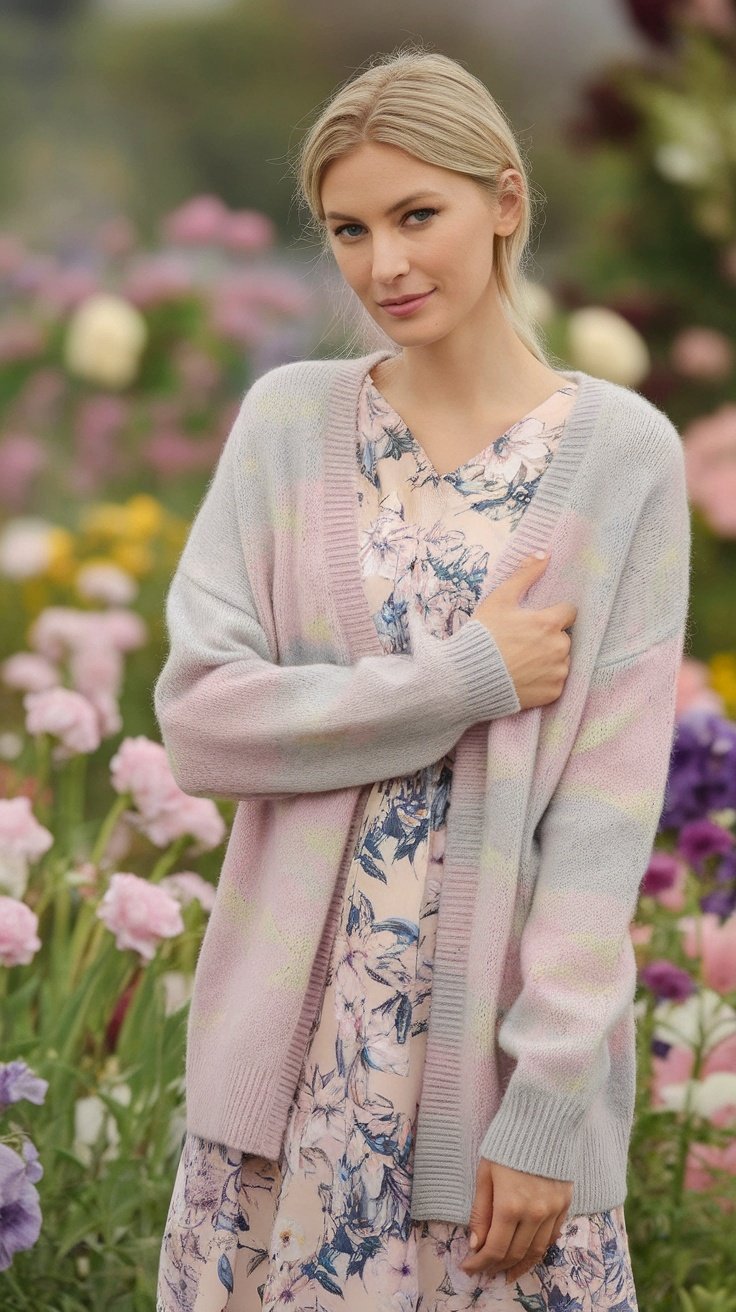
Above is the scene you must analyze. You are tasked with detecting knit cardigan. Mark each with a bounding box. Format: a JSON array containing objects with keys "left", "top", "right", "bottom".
[{"left": 153, "top": 347, "right": 692, "bottom": 1224}]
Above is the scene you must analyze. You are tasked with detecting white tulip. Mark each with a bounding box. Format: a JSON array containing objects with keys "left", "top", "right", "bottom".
[
  {"left": 567, "top": 306, "right": 650, "bottom": 387},
  {"left": 64, "top": 293, "right": 147, "bottom": 389}
]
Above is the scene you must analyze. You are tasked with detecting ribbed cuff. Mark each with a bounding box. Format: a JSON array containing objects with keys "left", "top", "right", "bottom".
[
  {"left": 408, "top": 613, "right": 521, "bottom": 726},
  {"left": 478, "top": 1081, "right": 585, "bottom": 1183}
]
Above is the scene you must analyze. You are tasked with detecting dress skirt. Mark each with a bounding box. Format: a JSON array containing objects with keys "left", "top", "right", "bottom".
[{"left": 157, "top": 370, "right": 640, "bottom": 1311}]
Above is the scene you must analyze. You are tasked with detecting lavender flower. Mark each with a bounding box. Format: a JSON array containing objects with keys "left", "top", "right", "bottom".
[
  {"left": 0, "top": 1061, "right": 48, "bottom": 1115},
  {"left": 660, "top": 710, "right": 736, "bottom": 831},
  {"left": 700, "top": 887, "right": 736, "bottom": 919},
  {"left": 715, "top": 848, "right": 736, "bottom": 885},
  {"left": 0, "top": 1142, "right": 42, "bottom": 1271}
]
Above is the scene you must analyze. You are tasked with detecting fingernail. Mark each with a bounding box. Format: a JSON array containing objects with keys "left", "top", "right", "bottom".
[
  {"left": 468, "top": 1231, "right": 478, "bottom": 1250},
  {"left": 532, "top": 549, "right": 547, "bottom": 559}
]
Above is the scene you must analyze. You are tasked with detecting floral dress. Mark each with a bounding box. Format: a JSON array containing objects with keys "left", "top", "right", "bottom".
[{"left": 157, "top": 369, "right": 640, "bottom": 1312}]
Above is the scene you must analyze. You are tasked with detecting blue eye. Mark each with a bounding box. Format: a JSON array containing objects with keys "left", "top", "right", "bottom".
[{"left": 332, "top": 207, "right": 437, "bottom": 240}]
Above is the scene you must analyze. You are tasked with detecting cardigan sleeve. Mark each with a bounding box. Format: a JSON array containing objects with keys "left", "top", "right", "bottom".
[
  {"left": 152, "top": 383, "right": 521, "bottom": 801},
  {"left": 477, "top": 411, "right": 692, "bottom": 1184}
]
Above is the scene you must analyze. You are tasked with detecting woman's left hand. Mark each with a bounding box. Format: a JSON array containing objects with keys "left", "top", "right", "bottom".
[{"left": 460, "top": 1158, "right": 573, "bottom": 1284}]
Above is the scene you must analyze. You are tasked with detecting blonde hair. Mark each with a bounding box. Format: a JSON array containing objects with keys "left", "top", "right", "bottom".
[{"left": 291, "top": 41, "right": 557, "bottom": 365}]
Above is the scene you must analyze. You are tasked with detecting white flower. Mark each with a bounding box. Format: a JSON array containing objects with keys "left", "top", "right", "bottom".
[
  {"left": 159, "top": 969, "right": 193, "bottom": 1016},
  {"left": 652, "top": 989, "right": 736, "bottom": 1052},
  {"left": 567, "top": 306, "right": 650, "bottom": 387},
  {"left": 657, "top": 1071, "right": 736, "bottom": 1119},
  {"left": 654, "top": 143, "right": 711, "bottom": 186},
  {"left": 73, "top": 1084, "right": 130, "bottom": 1165},
  {"left": 0, "top": 518, "right": 57, "bottom": 578},
  {"left": 75, "top": 562, "right": 138, "bottom": 606},
  {"left": 0, "top": 733, "right": 24, "bottom": 761},
  {"left": 64, "top": 293, "right": 147, "bottom": 389}
]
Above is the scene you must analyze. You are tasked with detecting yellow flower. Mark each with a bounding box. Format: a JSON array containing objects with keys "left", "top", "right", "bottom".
[
  {"left": 111, "top": 541, "right": 154, "bottom": 576},
  {"left": 125, "top": 494, "right": 164, "bottom": 539},
  {"left": 709, "top": 652, "right": 736, "bottom": 714},
  {"left": 79, "top": 504, "right": 131, "bottom": 539},
  {"left": 45, "top": 528, "right": 76, "bottom": 585}
]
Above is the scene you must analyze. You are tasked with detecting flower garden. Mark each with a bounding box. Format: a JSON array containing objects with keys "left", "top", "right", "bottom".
[{"left": 1, "top": 8, "right": 736, "bottom": 1307}]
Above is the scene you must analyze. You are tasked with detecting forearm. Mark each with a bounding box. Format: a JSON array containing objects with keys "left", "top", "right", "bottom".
[{"left": 154, "top": 568, "right": 521, "bottom": 800}]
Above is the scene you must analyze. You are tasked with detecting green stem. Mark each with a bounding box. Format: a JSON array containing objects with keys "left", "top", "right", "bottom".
[
  {"left": 0, "top": 1261, "right": 31, "bottom": 1309},
  {"left": 32, "top": 733, "right": 51, "bottom": 827},
  {"left": 149, "top": 834, "right": 190, "bottom": 884},
  {"left": 89, "top": 793, "right": 131, "bottom": 866}
]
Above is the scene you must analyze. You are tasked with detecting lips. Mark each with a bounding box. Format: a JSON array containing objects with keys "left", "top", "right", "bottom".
[{"left": 379, "top": 290, "right": 435, "bottom": 306}]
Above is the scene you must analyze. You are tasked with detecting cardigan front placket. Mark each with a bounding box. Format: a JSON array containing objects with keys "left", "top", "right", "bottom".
[{"left": 319, "top": 350, "right": 613, "bottom": 1214}]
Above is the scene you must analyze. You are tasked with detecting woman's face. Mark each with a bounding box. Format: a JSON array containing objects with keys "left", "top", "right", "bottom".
[{"left": 320, "top": 140, "right": 522, "bottom": 343}]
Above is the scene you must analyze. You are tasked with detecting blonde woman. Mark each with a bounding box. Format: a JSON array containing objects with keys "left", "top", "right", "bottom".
[{"left": 156, "top": 43, "right": 690, "bottom": 1312}]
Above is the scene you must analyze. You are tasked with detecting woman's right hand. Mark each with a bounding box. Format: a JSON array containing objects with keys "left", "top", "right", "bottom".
[{"left": 474, "top": 554, "right": 577, "bottom": 711}]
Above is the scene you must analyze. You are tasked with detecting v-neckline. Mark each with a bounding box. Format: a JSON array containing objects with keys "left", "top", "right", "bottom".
[
  {"left": 365, "top": 371, "right": 576, "bottom": 482},
  {"left": 323, "top": 349, "right": 612, "bottom": 665}
]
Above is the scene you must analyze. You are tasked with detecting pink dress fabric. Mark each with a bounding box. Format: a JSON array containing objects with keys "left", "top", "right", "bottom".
[{"left": 157, "top": 370, "right": 640, "bottom": 1312}]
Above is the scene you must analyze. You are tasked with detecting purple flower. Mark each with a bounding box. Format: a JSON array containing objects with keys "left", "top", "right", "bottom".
[
  {"left": 660, "top": 710, "right": 736, "bottom": 831},
  {"left": 676, "top": 818, "right": 734, "bottom": 874},
  {"left": 19, "top": 1139, "right": 43, "bottom": 1186},
  {"left": 0, "top": 1142, "right": 42, "bottom": 1271},
  {"left": 641, "top": 851, "right": 680, "bottom": 895},
  {"left": 0, "top": 1061, "right": 48, "bottom": 1115},
  {"left": 716, "top": 848, "right": 736, "bottom": 886},
  {"left": 700, "top": 887, "right": 736, "bottom": 919},
  {"left": 639, "top": 959, "right": 697, "bottom": 1001}
]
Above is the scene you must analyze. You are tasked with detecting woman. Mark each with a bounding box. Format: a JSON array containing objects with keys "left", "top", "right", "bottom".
[{"left": 155, "top": 45, "right": 690, "bottom": 1312}]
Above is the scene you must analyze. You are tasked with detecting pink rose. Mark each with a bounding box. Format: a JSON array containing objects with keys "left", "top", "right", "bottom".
[
  {"left": 676, "top": 657, "right": 725, "bottom": 717},
  {"left": 109, "top": 737, "right": 225, "bottom": 850},
  {"left": 1, "top": 651, "right": 60, "bottom": 693},
  {"left": 670, "top": 327, "right": 734, "bottom": 382},
  {"left": 28, "top": 607, "right": 92, "bottom": 660},
  {"left": 0, "top": 896, "right": 42, "bottom": 966},
  {"left": 220, "top": 210, "right": 275, "bottom": 254},
  {"left": 0, "top": 797, "right": 53, "bottom": 861},
  {"left": 160, "top": 870, "right": 216, "bottom": 914},
  {"left": 683, "top": 407, "right": 736, "bottom": 538},
  {"left": 23, "top": 687, "right": 101, "bottom": 759},
  {"left": 161, "top": 194, "right": 229, "bottom": 245},
  {"left": 96, "top": 872, "right": 184, "bottom": 962},
  {"left": 139, "top": 793, "right": 225, "bottom": 850}
]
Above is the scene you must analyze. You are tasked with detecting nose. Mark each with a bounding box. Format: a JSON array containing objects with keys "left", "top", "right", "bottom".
[{"left": 370, "top": 234, "right": 411, "bottom": 285}]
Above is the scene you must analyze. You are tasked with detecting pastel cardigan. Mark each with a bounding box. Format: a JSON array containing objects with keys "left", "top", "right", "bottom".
[{"left": 153, "top": 348, "right": 692, "bottom": 1223}]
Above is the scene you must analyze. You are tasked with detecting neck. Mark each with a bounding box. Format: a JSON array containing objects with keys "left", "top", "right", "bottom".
[{"left": 377, "top": 293, "right": 559, "bottom": 418}]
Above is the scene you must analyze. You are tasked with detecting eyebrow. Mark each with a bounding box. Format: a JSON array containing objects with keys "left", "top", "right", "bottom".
[{"left": 325, "top": 191, "right": 445, "bottom": 222}]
